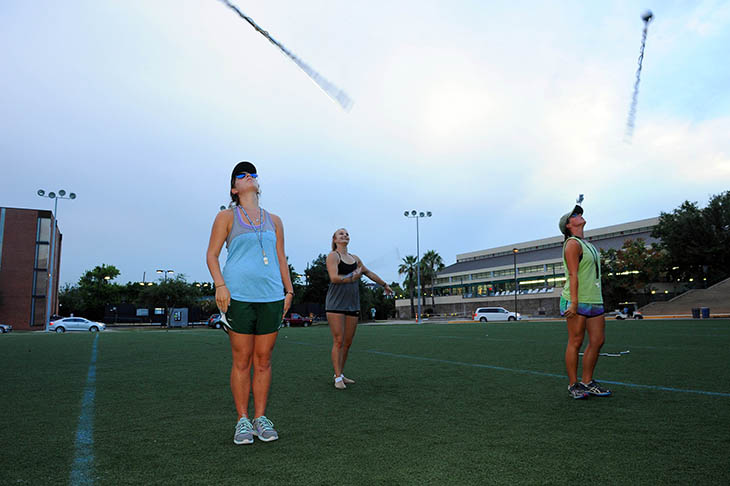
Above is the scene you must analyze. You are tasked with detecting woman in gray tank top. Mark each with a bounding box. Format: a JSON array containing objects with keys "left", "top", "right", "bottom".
[{"left": 326, "top": 228, "right": 393, "bottom": 389}]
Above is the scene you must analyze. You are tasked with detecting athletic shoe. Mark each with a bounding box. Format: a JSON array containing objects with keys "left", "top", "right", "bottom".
[
  {"left": 334, "top": 374, "right": 355, "bottom": 385},
  {"left": 334, "top": 379, "right": 346, "bottom": 390},
  {"left": 252, "top": 416, "right": 279, "bottom": 442},
  {"left": 581, "top": 380, "right": 612, "bottom": 397},
  {"left": 568, "top": 383, "right": 590, "bottom": 399},
  {"left": 233, "top": 417, "right": 254, "bottom": 445}
]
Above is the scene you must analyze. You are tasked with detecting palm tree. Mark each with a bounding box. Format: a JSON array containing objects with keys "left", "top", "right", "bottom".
[
  {"left": 398, "top": 255, "right": 418, "bottom": 319},
  {"left": 422, "top": 250, "right": 445, "bottom": 308}
]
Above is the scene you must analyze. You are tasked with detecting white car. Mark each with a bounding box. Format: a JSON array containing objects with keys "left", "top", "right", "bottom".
[
  {"left": 0, "top": 323, "right": 12, "bottom": 333},
  {"left": 49, "top": 317, "right": 106, "bottom": 333},
  {"left": 473, "top": 307, "right": 521, "bottom": 322}
]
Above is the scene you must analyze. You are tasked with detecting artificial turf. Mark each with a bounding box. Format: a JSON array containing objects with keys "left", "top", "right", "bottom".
[{"left": 2, "top": 319, "right": 729, "bottom": 485}]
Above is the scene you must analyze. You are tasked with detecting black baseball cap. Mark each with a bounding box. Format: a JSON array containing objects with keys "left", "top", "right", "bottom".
[
  {"left": 558, "top": 204, "right": 584, "bottom": 236},
  {"left": 231, "top": 161, "right": 257, "bottom": 187}
]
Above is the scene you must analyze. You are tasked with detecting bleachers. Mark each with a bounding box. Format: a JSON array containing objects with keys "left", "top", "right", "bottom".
[{"left": 640, "top": 277, "right": 730, "bottom": 315}]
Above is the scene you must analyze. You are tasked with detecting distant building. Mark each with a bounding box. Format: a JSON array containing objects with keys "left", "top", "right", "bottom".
[
  {"left": 0, "top": 207, "right": 62, "bottom": 330},
  {"left": 395, "top": 217, "right": 659, "bottom": 319}
]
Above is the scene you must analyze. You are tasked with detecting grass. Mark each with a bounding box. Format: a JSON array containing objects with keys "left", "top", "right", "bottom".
[{"left": 2, "top": 319, "right": 729, "bottom": 485}]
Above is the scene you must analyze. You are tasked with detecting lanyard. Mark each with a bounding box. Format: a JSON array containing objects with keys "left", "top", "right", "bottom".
[{"left": 239, "top": 206, "right": 269, "bottom": 265}]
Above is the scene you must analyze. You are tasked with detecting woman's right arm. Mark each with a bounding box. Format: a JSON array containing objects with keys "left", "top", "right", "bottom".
[
  {"left": 206, "top": 210, "right": 233, "bottom": 313},
  {"left": 564, "top": 239, "right": 581, "bottom": 317},
  {"left": 326, "top": 251, "right": 360, "bottom": 284}
]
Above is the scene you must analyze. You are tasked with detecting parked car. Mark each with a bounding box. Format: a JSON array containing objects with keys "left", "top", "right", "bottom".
[
  {"left": 282, "top": 313, "right": 313, "bottom": 327},
  {"left": 0, "top": 323, "right": 12, "bottom": 333},
  {"left": 473, "top": 307, "right": 521, "bottom": 322},
  {"left": 49, "top": 317, "right": 106, "bottom": 333},
  {"left": 207, "top": 314, "right": 223, "bottom": 329}
]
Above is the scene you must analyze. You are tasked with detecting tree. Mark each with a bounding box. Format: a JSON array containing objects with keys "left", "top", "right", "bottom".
[
  {"left": 398, "top": 255, "right": 418, "bottom": 318},
  {"left": 302, "top": 254, "right": 330, "bottom": 305},
  {"left": 421, "top": 250, "right": 445, "bottom": 308},
  {"left": 287, "top": 260, "right": 305, "bottom": 305},
  {"left": 73, "top": 264, "right": 123, "bottom": 319},
  {"left": 600, "top": 239, "right": 667, "bottom": 309},
  {"left": 652, "top": 191, "right": 730, "bottom": 286}
]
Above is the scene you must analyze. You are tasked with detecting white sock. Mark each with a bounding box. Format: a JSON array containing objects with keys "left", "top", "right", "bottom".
[{"left": 334, "top": 376, "right": 343, "bottom": 383}]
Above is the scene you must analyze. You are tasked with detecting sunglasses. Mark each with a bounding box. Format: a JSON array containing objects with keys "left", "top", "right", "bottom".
[{"left": 235, "top": 172, "right": 258, "bottom": 179}]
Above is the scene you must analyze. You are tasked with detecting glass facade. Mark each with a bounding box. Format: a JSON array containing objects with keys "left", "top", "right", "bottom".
[{"left": 31, "top": 216, "right": 53, "bottom": 327}]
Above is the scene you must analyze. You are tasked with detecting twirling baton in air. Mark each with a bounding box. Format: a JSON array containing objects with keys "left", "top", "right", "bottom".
[
  {"left": 625, "top": 10, "right": 653, "bottom": 142},
  {"left": 218, "top": 0, "right": 354, "bottom": 112}
]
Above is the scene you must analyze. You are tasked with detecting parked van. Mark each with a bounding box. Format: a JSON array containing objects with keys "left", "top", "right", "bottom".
[{"left": 473, "top": 307, "right": 521, "bottom": 322}]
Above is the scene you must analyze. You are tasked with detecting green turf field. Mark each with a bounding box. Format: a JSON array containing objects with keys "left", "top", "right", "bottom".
[{"left": 2, "top": 319, "right": 729, "bottom": 485}]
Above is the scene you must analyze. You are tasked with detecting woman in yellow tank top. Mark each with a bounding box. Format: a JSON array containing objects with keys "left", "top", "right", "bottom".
[{"left": 559, "top": 205, "right": 612, "bottom": 399}]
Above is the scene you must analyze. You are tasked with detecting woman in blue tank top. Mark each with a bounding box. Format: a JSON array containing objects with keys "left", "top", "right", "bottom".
[{"left": 206, "top": 161, "right": 295, "bottom": 445}]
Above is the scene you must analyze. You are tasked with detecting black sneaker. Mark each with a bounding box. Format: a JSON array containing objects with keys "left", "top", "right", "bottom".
[
  {"left": 581, "top": 380, "right": 612, "bottom": 397},
  {"left": 568, "top": 383, "right": 590, "bottom": 399}
]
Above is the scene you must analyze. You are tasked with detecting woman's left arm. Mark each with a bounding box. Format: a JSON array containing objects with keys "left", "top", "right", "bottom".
[
  {"left": 357, "top": 257, "right": 393, "bottom": 295},
  {"left": 271, "top": 213, "right": 294, "bottom": 317}
]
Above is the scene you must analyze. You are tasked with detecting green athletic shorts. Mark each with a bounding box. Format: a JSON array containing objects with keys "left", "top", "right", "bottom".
[{"left": 225, "top": 299, "right": 284, "bottom": 335}]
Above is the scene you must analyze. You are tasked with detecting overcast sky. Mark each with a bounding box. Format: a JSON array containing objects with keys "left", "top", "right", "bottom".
[{"left": 2, "top": 0, "right": 729, "bottom": 287}]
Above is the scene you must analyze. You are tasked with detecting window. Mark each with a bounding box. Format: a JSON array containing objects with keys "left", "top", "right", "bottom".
[
  {"left": 31, "top": 297, "right": 46, "bottom": 326},
  {"left": 33, "top": 271, "right": 48, "bottom": 296},
  {"left": 37, "top": 217, "right": 51, "bottom": 243},
  {"left": 35, "top": 244, "right": 50, "bottom": 270}
]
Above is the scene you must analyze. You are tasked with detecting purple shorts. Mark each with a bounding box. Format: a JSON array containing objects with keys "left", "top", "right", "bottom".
[{"left": 560, "top": 297, "right": 604, "bottom": 317}]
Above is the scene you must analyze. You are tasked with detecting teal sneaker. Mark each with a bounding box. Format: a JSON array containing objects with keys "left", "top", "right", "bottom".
[
  {"left": 252, "top": 416, "right": 279, "bottom": 442},
  {"left": 234, "top": 417, "right": 254, "bottom": 445}
]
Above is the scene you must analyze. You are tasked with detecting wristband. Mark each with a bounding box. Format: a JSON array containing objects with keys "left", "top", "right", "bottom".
[{"left": 215, "top": 283, "right": 226, "bottom": 288}]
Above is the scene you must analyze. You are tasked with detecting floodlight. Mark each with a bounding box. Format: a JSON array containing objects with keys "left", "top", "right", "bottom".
[
  {"left": 48, "top": 192, "right": 56, "bottom": 199},
  {"left": 70, "top": 193, "right": 76, "bottom": 199},
  {"left": 59, "top": 190, "right": 66, "bottom": 197},
  {"left": 37, "top": 189, "right": 45, "bottom": 196}
]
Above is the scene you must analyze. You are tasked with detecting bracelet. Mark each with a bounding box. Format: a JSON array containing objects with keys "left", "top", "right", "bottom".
[
  {"left": 285, "top": 291, "right": 294, "bottom": 296},
  {"left": 215, "top": 283, "right": 226, "bottom": 288}
]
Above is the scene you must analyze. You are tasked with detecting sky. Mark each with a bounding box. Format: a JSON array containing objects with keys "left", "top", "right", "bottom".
[{"left": 2, "top": 0, "right": 729, "bottom": 287}]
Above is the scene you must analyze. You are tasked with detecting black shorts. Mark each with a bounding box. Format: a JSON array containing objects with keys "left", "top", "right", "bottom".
[{"left": 326, "top": 309, "right": 359, "bottom": 317}]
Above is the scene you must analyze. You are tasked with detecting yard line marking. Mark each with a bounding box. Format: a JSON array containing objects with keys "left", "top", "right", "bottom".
[
  {"left": 70, "top": 334, "right": 99, "bottom": 486},
  {"left": 285, "top": 340, "right": 730, "bottom": 398}
]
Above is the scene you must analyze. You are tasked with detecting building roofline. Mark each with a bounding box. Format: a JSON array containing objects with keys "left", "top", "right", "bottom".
[{"left": 456, "top": 217, "right": 659, "bottom": 261}]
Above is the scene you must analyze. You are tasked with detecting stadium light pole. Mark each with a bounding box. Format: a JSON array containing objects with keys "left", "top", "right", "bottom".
[
  {"left": 404, "top": 210, "right": 432, "bottom": 323},
  {"left": 513, "top": 248, "right": 519, "bottom": 316},
  {"left": 157, "top": 269, "right": 174, "bottom": 326},
  {"left": 37, "top": 189, "right": 76, "bottom": 332}
]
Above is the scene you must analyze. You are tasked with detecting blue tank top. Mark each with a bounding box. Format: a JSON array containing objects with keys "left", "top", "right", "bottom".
[{"left": 222, "top": 207, "right": 284, "bottom": 302}]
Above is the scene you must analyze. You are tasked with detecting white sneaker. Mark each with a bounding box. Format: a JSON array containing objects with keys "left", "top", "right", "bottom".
[{"left": 334, "top": 374, "right": 355, "bottom": 385}]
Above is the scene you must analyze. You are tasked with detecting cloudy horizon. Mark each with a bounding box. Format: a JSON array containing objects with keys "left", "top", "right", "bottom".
[{"left": 3, "top": 1, "right": 729, "bottom": 287}]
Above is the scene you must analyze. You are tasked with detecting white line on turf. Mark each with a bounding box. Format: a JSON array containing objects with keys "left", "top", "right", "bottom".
[
  {"left": 70, "top": 334, "right": 98, "bottom": 486},
  {"left": 286, "top": 340, "right": 730, "bottom": 398}
]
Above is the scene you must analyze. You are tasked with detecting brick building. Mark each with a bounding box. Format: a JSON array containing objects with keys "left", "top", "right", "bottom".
[{"left": 0, "top": 207, "right": 62, "bottom": 330}]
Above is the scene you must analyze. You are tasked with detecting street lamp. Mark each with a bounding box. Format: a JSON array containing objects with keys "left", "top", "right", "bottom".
[
  {"left": 37, "top": 188, "right": 77, "bottom": 332},
  {"left": 404, "top": 210, "right": 432, "bottom": 323},
  {"left": 512, "top": 248, "right": 519, "bottom": 316},
  {"left": 156, "top": 269, "right": 174, "bottom": 281}
]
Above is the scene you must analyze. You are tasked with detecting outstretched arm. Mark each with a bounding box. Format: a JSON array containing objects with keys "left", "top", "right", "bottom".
[{"left": 357, "top": 257, "right": 393, "bottom": 295}]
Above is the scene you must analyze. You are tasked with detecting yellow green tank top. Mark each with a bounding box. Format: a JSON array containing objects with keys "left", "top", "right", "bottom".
[{"left": 561, "top": 237, "right": 603, "bottom": 304}]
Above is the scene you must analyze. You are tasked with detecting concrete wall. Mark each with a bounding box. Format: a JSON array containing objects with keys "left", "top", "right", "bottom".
[{"left": 396, "top": 293, "right": 561, "bottom": 319}]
